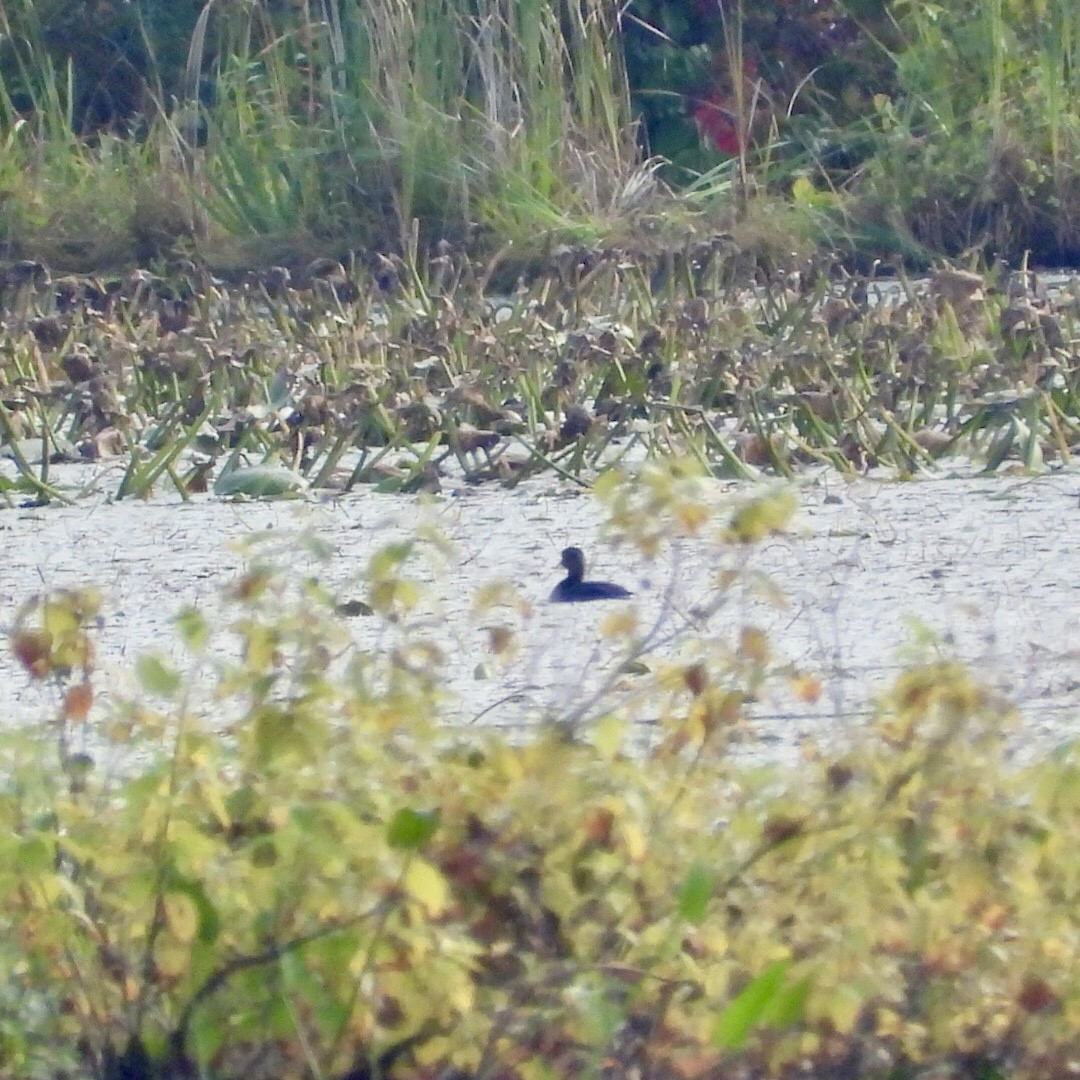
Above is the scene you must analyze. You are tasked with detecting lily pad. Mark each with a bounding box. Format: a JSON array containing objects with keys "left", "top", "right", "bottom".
[{"left": 213, "top": 464, "right": 307, "bottom": 499}]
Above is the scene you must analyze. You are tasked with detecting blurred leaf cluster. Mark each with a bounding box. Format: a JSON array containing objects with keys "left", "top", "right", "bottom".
[{"left": 2, "top": 479, "right": 1080, "bottom": 1078}]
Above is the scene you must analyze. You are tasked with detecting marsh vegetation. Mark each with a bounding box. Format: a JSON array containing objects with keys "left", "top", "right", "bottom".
[
  {"left": 4, "top": 2, "right": 1080, "bottom": 1077},
  {"left": 2, "top": 253, "right": 1079, "bottom": 508}
]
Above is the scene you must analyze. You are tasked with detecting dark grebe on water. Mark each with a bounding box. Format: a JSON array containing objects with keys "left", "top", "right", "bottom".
[{"left": 550, "top": 547, "right": 632, "bottom": 603}]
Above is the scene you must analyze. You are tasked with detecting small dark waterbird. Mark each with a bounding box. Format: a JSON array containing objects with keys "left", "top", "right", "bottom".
[{"left": 550, "top": 547, "right": 632, "bottom": 603}]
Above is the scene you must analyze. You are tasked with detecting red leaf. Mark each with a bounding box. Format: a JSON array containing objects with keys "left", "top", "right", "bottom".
[{"left": 692, "top": 92, "right": 743, "bottom": 154}]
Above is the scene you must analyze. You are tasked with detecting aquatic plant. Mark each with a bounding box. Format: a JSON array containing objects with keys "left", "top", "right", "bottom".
[{"left": 1, "top": 252, "right": 1076, "bottom": 506}]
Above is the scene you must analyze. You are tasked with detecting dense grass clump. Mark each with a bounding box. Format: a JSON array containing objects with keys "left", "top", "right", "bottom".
[
  {"left": 0, "top": 0, "right": 658, "bottom": 270},
  {"left": 3, "top": 0, "right": 1080, "bottom": 268}
]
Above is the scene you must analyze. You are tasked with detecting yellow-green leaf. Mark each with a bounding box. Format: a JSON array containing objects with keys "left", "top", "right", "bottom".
[
  {"left": 678, "top": 862, "right": 715, "bottom": 925},
  {"left": 136, "top": 655, "right": 182, "bottom": 698},
  {"left": 726, "top": 488, "right": 797, "bottom": 544},
  {"left": 403, "top": 858, "right": 449, "bottom": 916},
  {"left": 164, "top": 891, "right": 199, "bottom": 944},
  {"left": 713, "top": 959, "right": 790, "bottom": 1049}
]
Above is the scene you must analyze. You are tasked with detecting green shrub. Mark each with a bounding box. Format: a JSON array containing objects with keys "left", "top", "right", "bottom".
[{"left": 2, "top": 477, "right": 1080, "bottom": 1078}]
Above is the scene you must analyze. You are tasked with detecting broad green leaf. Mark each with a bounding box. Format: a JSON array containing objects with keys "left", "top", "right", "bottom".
[
  {"left": 593, "top": 468, "right": 625, "bottom": 500},
  {"left": 369, "top": 578, "right": 420, "bottom": 613},
  {"left": 622, "top": 821, "right": 647, "bottom": 862},
  {"left": 30, "top": 872, "right": 65, "bottom": 904},
  {"left": 590, "top": 715, "right": 627, "bottom": 759},
  {"left": 677, "top": 862, "right": 715, "bottom": 925},
  {"left": 163, "top": 874, "right": 222, "bottom": 946},
  {"left": 196, "top": 778, "right": 231, "bottom": 832},
  {"left": 251, "top": 839, "right": 278, "bottom": 867},
  {"left": 983, "top": 419, "right": 1016, "bottom": 472},
  {"left": 280, "top": 949, "right": 349, "bottom": 1037},
  {"left": 190, "top": 1009, "right": 227, "bottom": 1068},
  {"left": 136, "top": 655, "right": 182, "bottom": 698},
  {"left": 267, "top": 367, "right": 293, "bottom": 410},
  {"left": 713, "top": 959, "right": 790, "bottom": 1049},
  {"left": 15, "top": 836, "right": 52, "bottom": 873},
  {"left": 154, "top": 936, "right": 191, "bottom": 979},
  {"left": 387, "top": 807, "right": 440, "bottom": 850},
  {"left": 791, "top": 175, "right": 816, "bottom": 203},
  {"left": 373, "top": 475, "right": 405, "bottom": 493},
  {"left": 369, "top": 543, "right": 414, "bottom": 579},
  {"left": 762, "top": 974, "right": 811, "bottom": 1028},
  {"left": 214, "top": 464, "right": 306, "bottom": 498},
  {"left": 175, "top": 607, "right": 210, "bottom": 651}
]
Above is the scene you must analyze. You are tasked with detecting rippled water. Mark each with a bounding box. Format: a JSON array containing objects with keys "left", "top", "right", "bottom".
[{"left": 4, "top": 464, "right": 1080, "bottom": 765}]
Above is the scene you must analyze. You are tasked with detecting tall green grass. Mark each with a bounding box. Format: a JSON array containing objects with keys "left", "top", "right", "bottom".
[
  {"left": 0, "top": 0, "right": 660, "bottom": 269},
  {"left": 855, "top": 0, "right": 1080, "bottom": 260},
  {"left": 5, "top": 0, "right": 1080, "bottom": 270}
]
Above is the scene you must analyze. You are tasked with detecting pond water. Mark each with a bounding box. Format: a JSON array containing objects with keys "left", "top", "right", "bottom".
[{"left": 3, "top": 465, "right": 1080, "bottom": 765}]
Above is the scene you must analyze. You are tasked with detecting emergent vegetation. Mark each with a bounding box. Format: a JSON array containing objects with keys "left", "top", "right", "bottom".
[{"left": 0, "top": 252, "right": 1076, "bottom": 506}]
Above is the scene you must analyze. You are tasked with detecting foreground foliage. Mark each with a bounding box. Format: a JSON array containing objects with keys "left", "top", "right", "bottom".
[{"left": 3, "top": 475, "right": 1079, "bottom": 1079}]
